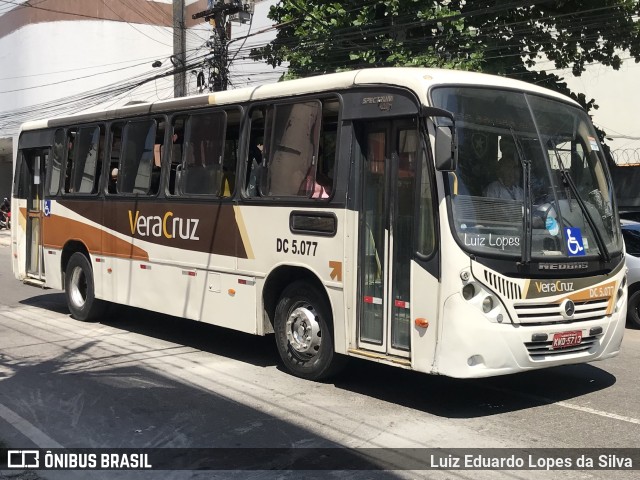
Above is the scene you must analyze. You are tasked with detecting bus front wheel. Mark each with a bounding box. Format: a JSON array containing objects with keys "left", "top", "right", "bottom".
[
  {"left": 274, "top": 281, "right": 345, "bottom": 381},
  {"left": 65, "top": 252, "right": 106, "bottom": 322},
  {"left": 627, "top": 289, "right": 640, "bottom": 328}
]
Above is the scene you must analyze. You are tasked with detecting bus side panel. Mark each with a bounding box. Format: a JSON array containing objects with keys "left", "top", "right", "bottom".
[
  {"left": 41, "top": 201, "right": 102, "bottom": 290},
  {"left": 340, "top": 209, "right": 359, "bottom": 356},
  {"left": 409, "top": 261, "right": 440, "bottom": 374},
  {"left": 117, "top": 257, "right": 205, "bottom": 321},
  {"left": 201, "top": 271, "right": 258, "bottom": 334},
  {"left": 236, "top": 205, "right": 347, "bottom": 352},
  {"left": 41, "top": 202, "right": 63, "bottom": 291},
  {"left": 42, "top": 248, "right": 63, "bottom": 290},
  {"left": 12, "top": 200, "right": 28, "bottom": 281}
]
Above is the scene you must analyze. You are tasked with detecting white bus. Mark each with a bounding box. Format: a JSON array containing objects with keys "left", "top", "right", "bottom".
[{"left": 11, "top": 68, "right": 627, "bottom": 380}]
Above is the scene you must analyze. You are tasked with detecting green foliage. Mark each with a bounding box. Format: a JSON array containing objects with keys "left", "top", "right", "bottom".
[
  {"left": 253, "top": 0, "right": 484, "bottom": 76},
  {"left": 251, "top": 0, "right": 640, "bottom": 114}
]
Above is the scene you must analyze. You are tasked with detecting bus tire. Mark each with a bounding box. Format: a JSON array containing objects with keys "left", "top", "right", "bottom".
[
  {"left": 627, "top": 289, "right": 640, "bottom": 329},
  {"left": 65, "top": 252, "right": 106, "bottom": 322},
  {"left": 274, "top": 281, "right": 346, "bottom": 381}
]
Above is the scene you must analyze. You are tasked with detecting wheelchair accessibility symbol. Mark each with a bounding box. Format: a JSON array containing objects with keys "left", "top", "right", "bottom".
[
  {"left": 44, "top": 200, "right": 51, "bottom": 217},
  {"left": 566, "top": 227, "right": 585, "bottom": 256}
]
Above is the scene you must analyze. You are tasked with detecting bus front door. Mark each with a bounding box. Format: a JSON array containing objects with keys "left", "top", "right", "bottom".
[
  {"left": 357, "top": 120, "right": 418, "bottom": 357},
  {"left": 23, "top": 149, "right": 48, "bottom": 281}
]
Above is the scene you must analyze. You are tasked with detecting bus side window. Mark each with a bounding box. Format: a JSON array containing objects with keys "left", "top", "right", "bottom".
[
  {"left": 246, "top": 99, "right": 336, "bottom": 200},
  {"left": 168, "top": 117, "right": 185, "bottom": 195},
  {"left": 221, "top": 108, "right": 241, "bottom": 197},
  {"left": 264, "top": 101, "right": 321, "bottom": 197},
  {"left": 313, "top": 102, "right": 339, "bottom": 199},
  {"left": 179, "top": 111, "right": 225, "bottom": 196},
  {"left": 63, "top": 129, "right": 77, "bottom": 192},
  {"left": 108, "top": 123, "right": 123, "bottom": 194},
  {"left": 69, "top": 125, "right": 102, "bottom": 194},
  {"left": 49, "top": 129, "right": 65, "bottom": 196},
  {"left": 246, "top": 108, "right": 265, "bottom": 198},
  {"left": 119, "top": 119, "right": 157, "bottom": 195},
  {"left": 150, "top": 120, "right": 165, "bottom": 195}
]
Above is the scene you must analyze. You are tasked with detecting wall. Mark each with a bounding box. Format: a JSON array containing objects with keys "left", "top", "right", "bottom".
[
  {"left": 0, "top": 0, "right": 216, "bottom": 139},
  {"left": 539, "top": 58, "right": 640, "bottom": 165}
]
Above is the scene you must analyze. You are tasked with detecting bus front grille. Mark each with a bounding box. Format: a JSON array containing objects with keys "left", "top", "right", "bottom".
[
  {"left": 484, "top": 271, "right": 522, "bottom": 300},
  {"left": 513, "top": 299, "right": 609, "bottom": 325},
  {"left": 524, "top": 334, "right": 600, "bottom": 359}
]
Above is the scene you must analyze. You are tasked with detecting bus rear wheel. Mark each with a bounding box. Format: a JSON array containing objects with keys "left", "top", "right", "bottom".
[
  {"left": 274, "top": 281, "right": 346, "bottom": 381},
  {"left": 65, "top": 252, "right": 105, "bottom": 322}
]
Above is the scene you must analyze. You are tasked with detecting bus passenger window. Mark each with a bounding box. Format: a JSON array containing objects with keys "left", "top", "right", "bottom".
[
  {"left": 108, "top": 123, "right": 123, "bottom": 194},
  {"left": 247, "top": 135, "right": 264, "bottom": 197},
  {"left": 246, "top": 99, "right": 337, "bottom": 200},
  {"left": 119, "top": 119, "right": 156, "bottom": 195},
  {"left": 63, "top": 129, "right": 77, "bottom": 192},
  {"left": 266, "top": 102, "right": 321, "bottom": 197},
  {"left": 180, "top": 111, "right": 225, "bottom": 196},
  {"left": 220, "top": 108, "right": 241, "bottom": 198},
  {"left": 149, "top": 121, "right": 166, "bottom": 195},
  {"left": 49, "top": 129, "right": 65, "bottom": 196},
  {"left": 169, "top": 116, "right": 186, "bottom": 195}
]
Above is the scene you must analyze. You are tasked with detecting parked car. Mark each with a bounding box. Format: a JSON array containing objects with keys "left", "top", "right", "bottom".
[{"left": 621, "top": 219, "right": 640, "bottom": 328}]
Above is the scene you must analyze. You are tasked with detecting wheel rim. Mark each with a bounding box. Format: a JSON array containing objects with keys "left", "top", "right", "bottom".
[
  {"left": 285, "top": 305, "right": 322, "bottom": 357},
  {"left": 69, "top": 266, "right": 87, "bottom": 309}
]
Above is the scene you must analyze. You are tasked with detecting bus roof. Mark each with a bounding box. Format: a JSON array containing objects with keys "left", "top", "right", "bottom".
[{"left": 20, "top": 67, "right": 579, "bottom": 132}]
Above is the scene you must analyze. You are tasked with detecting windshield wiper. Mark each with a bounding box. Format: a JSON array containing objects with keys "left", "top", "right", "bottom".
[
  {"left": 549, "top": 140, "right": 611, "bottom": 263},
  {"left": 509, "top": 128, "right": 531, "bottom": 265}
]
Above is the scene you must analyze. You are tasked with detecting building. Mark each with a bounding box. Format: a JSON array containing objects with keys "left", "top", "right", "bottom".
[
  {"left": 553, "top": 59, "right": 640, "bottom": 166},
  {"left": 0, "top": 0, "right": 280, "bottom": 198}
]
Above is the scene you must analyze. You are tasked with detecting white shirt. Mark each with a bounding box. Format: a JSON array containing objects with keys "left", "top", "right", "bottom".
[{"left": 484, "top": 180, "right": 524, "bottom": 201}]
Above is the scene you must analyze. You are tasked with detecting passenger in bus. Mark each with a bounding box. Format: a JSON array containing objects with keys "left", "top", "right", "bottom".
[
  {"left": 169, "top": 129, "right": 184, "bottom": 194},
  {"left": 311, "top": 171, "right": 332, "bottom": 198},
  {"left": 109, "top": 168, "right": 118, "bottom": 193},
  {"left": 483, "top": 136, "right": 523, "bottom": 201},
  {"left": 247, "top": 136, "right": 264, "bottom": 196}
]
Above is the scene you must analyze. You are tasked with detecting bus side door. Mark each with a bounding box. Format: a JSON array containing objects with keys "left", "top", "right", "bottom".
[{"left": 355, "top": 118, "right": 439, "bottom": 363}]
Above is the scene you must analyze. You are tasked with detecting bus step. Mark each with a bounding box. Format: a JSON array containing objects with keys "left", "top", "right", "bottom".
[
  {"left": 23, "top": 277, "right": 47, "bottom": 288},
  {"left": 347, "top": 348, "right": 411, "bottom": 367}
]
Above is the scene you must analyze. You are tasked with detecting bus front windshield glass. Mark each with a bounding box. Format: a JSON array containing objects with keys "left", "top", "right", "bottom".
[{"left": 430, "top": 87, "right": 622, "bottom": 260}]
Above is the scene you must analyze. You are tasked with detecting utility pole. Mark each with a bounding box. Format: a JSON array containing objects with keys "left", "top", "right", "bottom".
[
  {"left": 173, "top": 0, "right": 186, "bottom": 97},
  {"left": 192, "top": 1, "right": 254, "bottom": 92}
]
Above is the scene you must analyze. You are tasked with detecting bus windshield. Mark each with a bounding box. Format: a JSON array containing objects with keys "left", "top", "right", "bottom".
[{"left": 431, "top": 87, "right": 622, "bottom": 260}]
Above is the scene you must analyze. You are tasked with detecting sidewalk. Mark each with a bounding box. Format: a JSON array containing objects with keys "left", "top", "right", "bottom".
[{"left": 0, "top": 229, "right": 10, "bottom": 247}]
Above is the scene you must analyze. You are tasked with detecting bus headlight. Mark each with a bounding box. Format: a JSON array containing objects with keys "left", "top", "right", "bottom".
[
  {"left": 482, "top": 296, "right": 494, "bottom": 313},
  {"left": 460, "top": 273, "right": 510, "bottom": 323},
  {"left": 462, "top": 283, "right": 476, "bottom": 300}
]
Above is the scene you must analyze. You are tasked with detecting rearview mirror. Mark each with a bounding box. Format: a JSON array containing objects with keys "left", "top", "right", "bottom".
[
  {"left": 434, "top": 125, "right": 458, "bottom": 172},
  {"left": 420, "top": 106, "right": 458, "bottom": 172}
]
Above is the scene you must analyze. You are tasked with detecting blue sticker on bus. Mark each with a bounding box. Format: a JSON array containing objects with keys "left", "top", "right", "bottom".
[
  {"left": 565, "top": 227, "right": 585, "bottom": 256},
  {"left": 44, "top": 200, "right": 51, "bottom": 217}
]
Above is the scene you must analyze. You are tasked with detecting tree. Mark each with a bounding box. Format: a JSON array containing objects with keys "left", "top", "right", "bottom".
[{"left": 252, "top": 0, "right": 640, "bottom": 113}]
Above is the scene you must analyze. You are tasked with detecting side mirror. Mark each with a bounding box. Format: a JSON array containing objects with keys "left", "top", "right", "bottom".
[
  {"left": 434, "top": 125, "right": 458, "bottom": 172},
  {"left": 420, "top": 106, "right": 458, "bottom": 172}
]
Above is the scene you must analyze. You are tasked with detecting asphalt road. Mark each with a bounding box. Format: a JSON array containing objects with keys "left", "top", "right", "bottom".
[{"left": 0, "top": 231, "right": 638, "bottom": 479}]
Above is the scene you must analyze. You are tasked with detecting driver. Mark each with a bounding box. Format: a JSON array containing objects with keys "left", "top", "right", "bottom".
[{"left": 484, "top": 157, "right": 524, "bottom": 201}]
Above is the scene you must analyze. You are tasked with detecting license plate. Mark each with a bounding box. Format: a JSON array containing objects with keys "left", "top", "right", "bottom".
[{"left": 552, "top": 331, "right": 583, "bottom": 349}]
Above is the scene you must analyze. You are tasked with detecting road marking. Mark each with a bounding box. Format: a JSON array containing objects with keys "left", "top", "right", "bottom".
[
  {"left": 554, "top": 401, "right": 640, "bottom": 425},
  {"left": 0, "top": 403, "right": 63, "bottom": 448},
  {"left": 485, "top": 385, "right": 640, "bottom": 425}
]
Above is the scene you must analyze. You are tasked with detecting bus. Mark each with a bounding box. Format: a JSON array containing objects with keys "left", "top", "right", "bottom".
[{"left": 11, "top": 68, "right": 627, "bottom": 380}]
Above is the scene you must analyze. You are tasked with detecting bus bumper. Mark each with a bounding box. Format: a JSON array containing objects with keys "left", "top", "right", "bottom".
[{"left": 434, "top": 293, "right": 626, "bottom": 378}]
